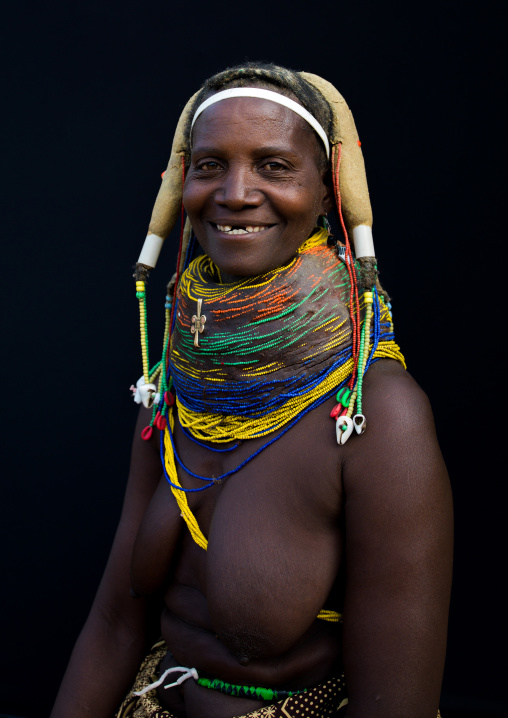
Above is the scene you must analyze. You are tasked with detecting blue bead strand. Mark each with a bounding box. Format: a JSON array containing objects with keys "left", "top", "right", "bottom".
[{"left": 162, "top": 383, "right": 343, "bottom": 492}]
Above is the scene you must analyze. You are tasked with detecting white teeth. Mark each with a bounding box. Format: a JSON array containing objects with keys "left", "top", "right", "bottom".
[{"left": 216, "top": 224, "right": 268, "bottom": 234}]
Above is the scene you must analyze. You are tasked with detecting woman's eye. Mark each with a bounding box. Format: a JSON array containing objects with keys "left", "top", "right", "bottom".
[
  {"left": 197, "top": 161, "right": 221, "bottom": 171},
  {"left": 263, "top": 161, "right": 285, "bottom": 171}
]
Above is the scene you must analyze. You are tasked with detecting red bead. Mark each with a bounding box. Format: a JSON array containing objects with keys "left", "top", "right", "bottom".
[
  {"left": 141, "top": 425, "right": 153, "bottom": 441},
  {"left": 153, "top": 411, "right": 167, "bottom": 431},
  {"left": 330, "top": 403, "right": 342, "bottom": 419},
  {"left": 156, "top": 415, "right": 167, "bottom": 430},
  {"left": 164, "top": 391, "right": 175, "bottom": 406},
  {"left": 161, "top": 171, "right": 166, "bottom": 179}
]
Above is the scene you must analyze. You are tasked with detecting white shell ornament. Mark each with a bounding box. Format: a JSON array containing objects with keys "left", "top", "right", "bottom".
[
  {"left": 336, "top": 416, "right": 354, "bottom": 445},
  {"left": 137, "top": 382, "right": 157, "bottom": 409},
  {"left": 131, "top": 376, "right": 160, "bottom": 407},
  {"left": 353, "top": 414, "right": 367, "bottom": 435}
]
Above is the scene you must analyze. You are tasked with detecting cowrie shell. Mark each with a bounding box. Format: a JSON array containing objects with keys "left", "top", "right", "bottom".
[
  {"left": 132, "top": 376, "right": 160, "bottom": 406},
  {"left": 353, "top": 414, "right": 367, "bottom": 435},
  {"left": 336, "top": 416, "right": 354, "bottom": 445},
  {"left": 138, "top": 382, "right": 157, "bottom": 409}
]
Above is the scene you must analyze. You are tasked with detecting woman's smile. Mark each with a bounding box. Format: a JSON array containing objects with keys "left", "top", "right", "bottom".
[
  {"left": 183, "top": 96, "right": 333, "bottom": 279},
  {"left": 213, "top": 223, "right": 272, "bottom": 235}
]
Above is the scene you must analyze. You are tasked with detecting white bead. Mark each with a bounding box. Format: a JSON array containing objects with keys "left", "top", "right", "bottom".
[{"left": 336, "top": 416, "right": 354, "bottom": 445}]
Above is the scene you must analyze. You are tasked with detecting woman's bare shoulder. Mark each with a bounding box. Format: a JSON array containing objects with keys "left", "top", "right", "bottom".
[
  {"left": 358, "top": 357, "right": 433, "bottom": 425},
  {"left": 341, "top": 355, "right": 452, "bottom": 531},
  {"left": 342, "top": 358, "right": 443, "bottom": 480}
]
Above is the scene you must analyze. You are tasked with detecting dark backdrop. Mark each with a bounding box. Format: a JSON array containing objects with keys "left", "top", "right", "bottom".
[{"left": 2, "top": 1, "right": 506, "bottom": 716}]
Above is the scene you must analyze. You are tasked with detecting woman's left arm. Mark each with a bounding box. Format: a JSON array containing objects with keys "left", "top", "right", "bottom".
[{"left": 341, "top": 360, "right": 453, "bottom": 718}]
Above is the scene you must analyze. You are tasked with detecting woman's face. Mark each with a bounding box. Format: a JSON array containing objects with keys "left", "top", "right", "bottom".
[{"left": 183, "top": 97, "right": 333, "bottom": 279}]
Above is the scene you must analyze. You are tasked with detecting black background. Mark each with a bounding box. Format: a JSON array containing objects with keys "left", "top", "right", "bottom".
[{"left": 2, "top": 1, "right": 506, "bottom": 716}]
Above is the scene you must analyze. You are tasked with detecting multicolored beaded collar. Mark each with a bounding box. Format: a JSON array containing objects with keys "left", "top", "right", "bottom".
[{"left": 170, "top": 228, "right": 403, "bottom": 440}]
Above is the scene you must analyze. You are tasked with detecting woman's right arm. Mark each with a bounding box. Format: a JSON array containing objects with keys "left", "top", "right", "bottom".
[{"left": 51, "top": 408, "right": 171, "bottom": 718}]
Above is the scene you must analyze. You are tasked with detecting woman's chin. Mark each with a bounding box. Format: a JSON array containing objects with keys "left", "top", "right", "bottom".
[
  {"left": 216, "top": 269, "right": 246, "bottom": 283},
  {"left": 208, "top": 252, "right": 298, "bottom": 282},
  {"left": 210, "top": 259, "right": 274, "bottom": 282},
  {"left": 215, "top": 263, "right": 278, "bottom": 282}
]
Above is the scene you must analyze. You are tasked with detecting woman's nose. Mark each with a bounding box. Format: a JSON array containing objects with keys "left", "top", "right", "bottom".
[{"left": 215, "top": 166, "right": 263, "bottom": 209}]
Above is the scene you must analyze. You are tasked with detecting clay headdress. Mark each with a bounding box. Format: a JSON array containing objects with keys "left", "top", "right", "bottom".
[{"left": 134, "top": 72, "right": 374, "bottom": 281}]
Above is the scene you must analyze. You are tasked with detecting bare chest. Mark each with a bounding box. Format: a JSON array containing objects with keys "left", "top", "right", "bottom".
[{"left": 169, "top": 402, "right": 344, "bottom": 651}]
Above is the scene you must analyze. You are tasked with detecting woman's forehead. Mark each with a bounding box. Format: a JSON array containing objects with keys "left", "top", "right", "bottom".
[
  {"left": 191, "top": 97, "right": 319, "bottom": 151},
  {"left": 194, "top": 96, "right": 302, "bottom": 127}
]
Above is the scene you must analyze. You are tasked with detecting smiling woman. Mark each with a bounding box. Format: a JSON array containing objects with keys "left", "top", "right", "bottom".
[
  {"left": 184, "top": 95, "right": 332, "bottom": 278},
  {"left": 51, "top": 62, "right": 452, "bottom": 718}
]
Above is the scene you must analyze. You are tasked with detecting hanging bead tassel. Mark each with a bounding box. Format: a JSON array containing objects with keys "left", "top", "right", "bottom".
[
  {"left": 352, "top": 290, "right": 373, "bottom": 434},
  {"left": 135, "top": 281, "right": 157, "bottom": 409},
  {"left": 137, "top": 291, "right": 175, "bottom": 438},
  {"left": 136, "top": 281, "right": 150, "bottom": 385},
  {"left": 335, "top": 290, "right": 373, "bottom": 444}
]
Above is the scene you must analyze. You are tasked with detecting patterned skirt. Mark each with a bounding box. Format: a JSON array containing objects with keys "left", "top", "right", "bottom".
[{"left": 115, "top": 639, "right": 348, "bottom": 718}]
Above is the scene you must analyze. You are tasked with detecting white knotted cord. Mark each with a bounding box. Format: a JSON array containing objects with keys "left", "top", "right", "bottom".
[{"left": 133, "top": 665, "right": 199, "bottom": 696}]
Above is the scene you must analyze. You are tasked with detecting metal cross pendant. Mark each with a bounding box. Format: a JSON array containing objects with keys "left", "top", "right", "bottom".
[{"left": 191, "top": 298, "right": 206, "bottom": 347}]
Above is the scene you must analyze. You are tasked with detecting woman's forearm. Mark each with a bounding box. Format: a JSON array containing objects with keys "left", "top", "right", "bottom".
[{"left": 50, "top": 602, "right": 149, "bottom": 718}]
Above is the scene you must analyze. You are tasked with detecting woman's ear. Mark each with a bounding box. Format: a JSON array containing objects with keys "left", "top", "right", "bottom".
[{"left": 320, "top": 173, "right": 335, "bottom": 215}]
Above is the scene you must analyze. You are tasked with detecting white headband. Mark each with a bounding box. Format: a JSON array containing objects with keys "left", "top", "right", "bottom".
[{"left": 190, "top": 87, "right": 331, "bottom": 159}]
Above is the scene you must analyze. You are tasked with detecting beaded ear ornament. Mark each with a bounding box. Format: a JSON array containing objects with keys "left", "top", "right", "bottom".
[
  {"left": 130, "top": 201, "right": 193, "bottom": 440},
  {"left": 130, "top": 73, "right": 400, "bottom": 448},
  {"left": 130, "top": 280, "right": 173, "bottom": 439}
]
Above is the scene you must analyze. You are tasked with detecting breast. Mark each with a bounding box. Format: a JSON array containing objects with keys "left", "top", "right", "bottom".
[{"left": 202, "top": 415, "right": 344, "bottom": 660}]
